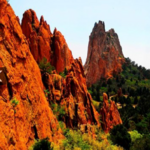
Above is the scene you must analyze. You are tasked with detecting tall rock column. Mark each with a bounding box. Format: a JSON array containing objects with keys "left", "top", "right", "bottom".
[
  {"left": 100, "top": 93, "right": 122, "bottom": 133},
  {"left": 21, "top": 9, "right": 52, "bottom": 63},
  {"left": 84, "top": 21, "right": 124, "bottom": 87}
]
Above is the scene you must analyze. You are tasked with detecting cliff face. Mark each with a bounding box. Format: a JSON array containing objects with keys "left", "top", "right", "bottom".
[
  {"left": 42, "top": 59, "right": 100, "bottom": 129},
  {"left": 21, "top": 9, "right": 74, "bottom": 73},
  {"left": 0, "top": 1, "right": 63, "bottom": 150},
  {"left": 84, "top": 21, "right": 124, "bottom": 87},
  {"left": 100, "top": 93, "right": 122, "bottom": 133}
]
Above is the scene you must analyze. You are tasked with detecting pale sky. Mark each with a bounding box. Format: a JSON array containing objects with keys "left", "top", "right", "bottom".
[{"left": 10, "top": 0, "right": 150, "bottom": 69}]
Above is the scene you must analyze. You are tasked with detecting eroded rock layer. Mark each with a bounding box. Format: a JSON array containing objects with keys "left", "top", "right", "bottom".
[
  {"left": 0, "top": 1, "right": 63, "bottom": 150},
  {"left": 100, "top": 93, "right": 122, "bottom": 133},
  {"left": 21, "top": 9, "right": 74, "bottom": 73},
  {"left": 42, "top": 59, "right": 100, "bottom": 129},
  {"left": 84, "top": 21, "right": 124, "bottom": 87}
]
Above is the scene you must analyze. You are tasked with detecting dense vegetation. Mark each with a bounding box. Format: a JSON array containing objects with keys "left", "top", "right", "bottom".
[
  {"left": 52, "top": 124, "right": 124, "bottom": 150},
  {"left": 89, "top": 57, "right": 150, "bottom": 149}
]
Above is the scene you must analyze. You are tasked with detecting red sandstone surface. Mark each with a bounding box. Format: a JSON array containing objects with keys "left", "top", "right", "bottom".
[
  {"left": 0, "top": 1, "right": 63, "bottom": 149},
  {"left": 21, "top": 9, "right": 52, "bottom": 63},
  {"left": 84, "top": 21, "right": 125, "bottom": 87},
  {"left": 21, "top": 9, "right": 74, "bottom": 73},
  {"left": 42, "top": 59, "right": 100, "bottom": 129},
  {"left": 100, "top": 93, "right": 122, "bottom": 133},
  {"left": 52, "top": 28, "right": 74, "bottom": 73}
]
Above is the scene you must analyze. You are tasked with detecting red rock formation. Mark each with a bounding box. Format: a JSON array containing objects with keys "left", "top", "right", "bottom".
[
  {"left": 84, "top": 21, "right": 125, "bottom": 87},
  {"left": 100, "top": 93, "right": 122, "bottom": 133},
  {"left": 42, "top": 58, "right": 100, "bottom": 129},
  {"left": 21, "top": 10, "right": 74, "bottom": 73},
  {"left": 21, "top": 9, "right": 52, "bottom": 63},
  {"left": 52, "top": 28, "right": 74, "bottom": 73},
  {"left": 0, "top": 1, "right": 63, "bottom": 150}
]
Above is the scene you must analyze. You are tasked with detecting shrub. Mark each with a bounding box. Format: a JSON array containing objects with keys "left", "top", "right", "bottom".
[
  {"left": 59, "top": 68, "right": 68, "bottom": 78},
  {"left": 59, "top": 72, "right": 65, "bottom": 78},
  {"left": 30, "top": 138, "right": 53, "bottom": 150},
  {"left": 44, "top": 89, "right": 50, "bottom": 97},
  {"left": 128, "top": 130, "right": 142, "bottom": 143},
  {"left": 110, "top": 125, "right": 131, "bottom": 150},
  {"left": 51, "top": 103, "right": 66, "bottom": 120},
  {"left": 39, "top": 57, "right": 55, "bottom": 74},
  {"left": 63, "top": 130, "right": 91, "bottom": 150},
  {"left": 11, "top": 97, "right": 19, "bottom": 107},
  {"left": 58, "top": 121, "right": 69, "bottom": 135}
]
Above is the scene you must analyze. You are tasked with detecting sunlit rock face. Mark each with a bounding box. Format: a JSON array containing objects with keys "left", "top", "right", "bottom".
[
  {"left": 100, "top": 93, "right": 122, "bottom": 133},
  {"left": 51, "top": 28, "right": 74, "bottom": 73},
  {"left": 21, "top": 9, "right": 74, "bottom": 73},
  {"left": 21, "top": 9, "right": 52, "bottom": 63},
  {"left": 0, "top": 1, "right": 63, "bottom": 149},
  {"left": 84, "top": 21, "right": 125, "bottom": 87}
]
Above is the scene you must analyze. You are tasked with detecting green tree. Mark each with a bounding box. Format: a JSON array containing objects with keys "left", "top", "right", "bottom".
[
  {"left": 51, "top": 103, "right": 66, "bottom": 120},
  {"left": 129, "top": 130, "right": 142, "bottom": 143},
  {"left": 110, "top": 124, "right": 131, "bottom": 150},
  {"left": 59, "top": 68, "right": 68, "bottom": 78},
  {"left": 31, "top": 138, "right": 53, "bottom": 150},
  {"left": 64, "top": 67, "right": 68, "bottom": 76}
]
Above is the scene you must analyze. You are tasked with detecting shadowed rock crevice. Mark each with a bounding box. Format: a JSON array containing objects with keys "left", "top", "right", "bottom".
[
  {"left": 7, "top": 82, "right": 13, "bottom": 100},
  {"left": 32, "top": 125, "right": 39, "bottom": 140}
]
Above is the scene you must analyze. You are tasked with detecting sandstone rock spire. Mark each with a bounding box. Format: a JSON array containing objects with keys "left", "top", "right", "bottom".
[{"left": 84, "top": 21, "right": 124, "bottom": 87}]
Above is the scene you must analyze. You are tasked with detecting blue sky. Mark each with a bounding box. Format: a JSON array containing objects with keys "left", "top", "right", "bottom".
[{"left": 10, "top": 0, "right": 150, "bottom": 69}]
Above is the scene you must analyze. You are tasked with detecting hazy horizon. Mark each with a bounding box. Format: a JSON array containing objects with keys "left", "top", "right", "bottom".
[{"left": 9, "top": 0, "right": 150, "bottom": 69}]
